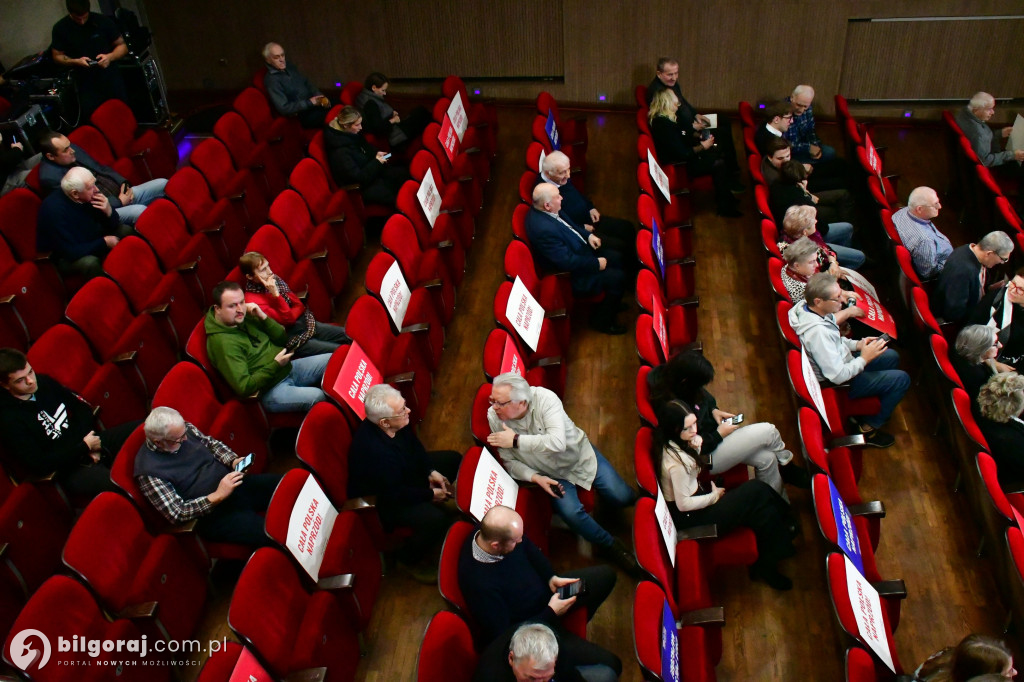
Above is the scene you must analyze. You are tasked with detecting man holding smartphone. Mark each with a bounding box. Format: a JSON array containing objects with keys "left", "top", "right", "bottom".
[{"left": 135, "top": 406, "right": 281, "bottom": 547}]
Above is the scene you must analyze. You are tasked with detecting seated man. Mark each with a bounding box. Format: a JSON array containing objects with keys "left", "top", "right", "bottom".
[
  {"left": 0, "top": 348, "right": 140, "bottom": 499},
  {"left": 760, "top": 136, "right": 848, "bottom": 194},
  {"left": 645, "top": 57, "right": 742, "bottom": 190},
  {"left": 784, "top": 84, "right": 837, "bottom": 163},
  {"left": 525, "top": 183, "right": 626, "bottom": 335},
  {"left": 348, "top": 384, "right": 460, "bottom": 583},
  {"left": 36, "top": 166, "right": 132, "bottom": 279},
  {"left": 789, "top": 273, "right": 910, "bottom": 447},
  {"left": 955, "top": 92, "right": 1024, "bottom": 193},
  {"left": 891, "top": 187, "right": 952, "bottom": 280},
  {"left": 754, "top": 101, "right": 794, "bottom": 157},
  {"left": 238, "top": 251, "right": 350, "bottom": 358},
  {"left": 460, "top": 505, "right": 622, "bottom": 681},
  {"left": 968, "top": 267, "right": 1024, "bottom": 370},
  {"left": 933, "top": 231, "right": 1014, "bottom": 325},
  {"left": 474, "top": 622, "right": 591, "bottom": 682},
  {"left": 262, "top": 42, "right": 331, "bottom": 129},
  {"left": 538, "top": 150, "right": 635, "bottom": 278},
  {"left": 485, "top": 373, "right": 638, "bottom": 573},
  {"left": 135, "top": 406, "right": 281, "bottom": 546},
  {"left": 205, "top": 281, "right": 331, "bottom": 413},
  {"left": 37, "top": 129, "right": 167, "bottom": 225}
]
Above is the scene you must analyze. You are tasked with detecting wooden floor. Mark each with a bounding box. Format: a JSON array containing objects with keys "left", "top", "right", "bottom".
[{"left": 184, "top": 106, "right": 1015, "bottom": 681}]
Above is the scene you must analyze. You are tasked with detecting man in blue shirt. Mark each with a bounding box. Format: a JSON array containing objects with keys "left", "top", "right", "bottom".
[
  {"left": 785, "top": 85, "right": 837, "bottom": 164},
  {"left": 891, "top": 187, "right": 953, "bottom": 280}
]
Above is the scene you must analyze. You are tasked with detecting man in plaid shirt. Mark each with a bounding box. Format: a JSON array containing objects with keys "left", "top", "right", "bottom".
[
  {"left": 785, "top": 85, "right": 837, "bottom": 164},
  {"left": 135, "top": 406, "right": 280, "bottom": 546}
]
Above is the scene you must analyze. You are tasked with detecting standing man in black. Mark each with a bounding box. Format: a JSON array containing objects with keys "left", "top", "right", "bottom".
[
  {"left": 646, "top": 57, "right": 743, "bottom": 192},
  {"left": 51, "top": 0, "right": 129, "bottom": 121}
]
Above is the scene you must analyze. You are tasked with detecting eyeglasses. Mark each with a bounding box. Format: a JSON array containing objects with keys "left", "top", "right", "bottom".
[
  {"left": 488, "top": 398, "right": 513, "bottom": 408},
  {"left": 166, "top": 432, "right": 187, "bottom": 445}
]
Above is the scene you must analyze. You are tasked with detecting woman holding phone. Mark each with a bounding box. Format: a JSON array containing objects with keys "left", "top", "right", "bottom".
[{"left": 324, "top": 106, "right": 410, "bottom": 207}]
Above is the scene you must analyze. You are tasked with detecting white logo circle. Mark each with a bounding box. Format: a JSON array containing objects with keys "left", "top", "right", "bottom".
[{"left": 9, "top": 629, "right": 51, "bottom": 671}]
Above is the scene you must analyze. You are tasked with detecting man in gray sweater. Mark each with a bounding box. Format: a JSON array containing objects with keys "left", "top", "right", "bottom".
[{"left": 955, "top": 92, "right": 1024, "bottom": 197}]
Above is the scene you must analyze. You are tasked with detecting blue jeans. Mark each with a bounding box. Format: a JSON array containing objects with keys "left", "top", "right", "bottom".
[
  {"left": 260, "top": 353, "right": 331, "bottom": 413},
  {"left": 115, "top": 178, "right": 169, "bottom": 225},
  {"left": 551, "top": 448, "right": 636, "bottom": 548},
  {"left": 792, "top": 143, "right": 837, "bottom": 164},
  {"left": 847, "top": 348, "right": 910, "bottom": 428},
  {"left": 824, "top": 221, "right": 866, "bottom": 269}
]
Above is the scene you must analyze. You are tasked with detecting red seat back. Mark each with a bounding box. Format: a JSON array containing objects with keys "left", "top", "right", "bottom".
[
  {"left": 295, "top": 402, "right": 355, "bottom": 506},
  {"left": 438, "top": 520, "right": 475, "bottom": 619},
  {"left": 416, "top": 611, "right": 478, "bottom": 682},
  {"left": 0, "top": 188, "right": 42, "bottom": 261}
]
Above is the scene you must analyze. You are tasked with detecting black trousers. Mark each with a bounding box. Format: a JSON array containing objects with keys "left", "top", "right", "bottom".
[
  {"left": 297, "top": 105, "right": 329, "bottom": 129},
  {"left": 687, "top": 150, "right": 736, "bottom": 212},
  {"left": 592, "top": 215, "right": 638, "bottom": 285},
  {"left": 378, "top": 449, "right": 462, "bottom": 565},
  {"left": 364, "top": 165, "right": 412, "bottom": 206},
  {"left": 288, "top": 320, "right": 351, "bottom": 358},
  {"left": 580, "top": 248, "right": 627, "bottom": 325},
  {"left": 60, "top": 419, "right": 143, "bottom": 501},
  {"left": 196, "top": 472, "right": 282, "bottom": 547}
]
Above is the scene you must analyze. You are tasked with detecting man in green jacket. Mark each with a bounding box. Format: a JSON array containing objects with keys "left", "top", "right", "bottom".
[{"left": 205, "top": 281, "right": 332, "bottom": 413}]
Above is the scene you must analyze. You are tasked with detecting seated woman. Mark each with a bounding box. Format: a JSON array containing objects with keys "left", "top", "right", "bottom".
[
  {"left": 967, "top": 267, "right": 1024, "bottom": 371},
  {"left": 325, "top": 106, "right": 411, "bottom": 207},
  {"left": 770, "top": 161, "right": 864, "bottom": 269},
  {"left": 779, "top": 203, "right": 864, "bottom": 271},
  {"left": 951, "top": 324, "right": 1014, "bottom": 407},
  {"left": 238, "top": 251, "right": 349, "bottom": 358},
  {"left": 654, "top": 399, "right": 795, "bottom": 590},
  {"left": 647, "top": 349, "right": 809, "bottom": 497},
  {"left": 648, "top": 88, "right": 742, "bottom": 218},
  {"left": 914, "top": 633, "right": 1016, "bottom": 681},
  {"left": 354, "top": 72, "right": 432, "bottom": 153},
  {"left": 976, "top": 372, "right": 1024, "bottom": 485},
  {"left": 780, "top": 236, "right": 867, "bottom": 330}
]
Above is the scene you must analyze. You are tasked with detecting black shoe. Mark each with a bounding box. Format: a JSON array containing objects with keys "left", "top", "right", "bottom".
[
  {"left": 860, "top": 427, "right": 896, "bottom": 448},
  {"left": 606, "top": 539, "right": 646, "bottom": 581},
  {"left": 589, "top": 319, "right": 628, "bottom": 335},
  {"left": 716, "top": 205, "right": 743, "bottom": 218},
  {"left": 729, "top": 180, "right": 746, "bottom": 194},
  {"left": 748, "top": 564, "right": 793, "bottom": 591},
  {"left": 780, "top": 463, "right": 812, "bottom": 489}
]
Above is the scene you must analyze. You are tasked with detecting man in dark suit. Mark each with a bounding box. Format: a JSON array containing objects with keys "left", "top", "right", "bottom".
[
  {"left": 526, "top": 183, "right": 627, "bottom": 335},
  {"left": 933, "top": 232, "right": 1014, "bottom": 325}
]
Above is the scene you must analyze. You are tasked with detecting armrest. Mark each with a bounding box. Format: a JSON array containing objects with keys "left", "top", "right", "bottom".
[
  {"left": 675, "top": 606, "right": 725, "bottom": 627},
  {"left": 0, "top": 543, "right": 8, "bottom": 559},
  {"left": 457, "top": 175, "right": 474, "bottom": 183},
  {"left": 462, "top": 147, "right": 481, "bottom": 155},
  {"left": 227, "top": 191, "right": 246, "bottom": 201},
  {"left": 198, "top": 222, "right": 224, "bottom": 235},
  {"left": 665, "top": 221, "right": 694, "bottom": 231},
  {"left": 295, "top": 287, "right": 309, "bottom": 302},
  {"left": 871, "top": 579, "right": 907, "bottom": 599},
  {"left": 534, "top": 356, "right": 562, "bottom": 368},
  {"left": 174, "top": 261, "right": 198, "bottom": 274},
  {"left": 284, "top": 668, "right": 328, "bottom": 682},
  {"left": 829, "top": 434, "right": 866, "bottom": 448},
  {"left": 439, "top": 207, "right": 464, "bottom": 215},
  {"left": 340, "top": 183, "right": 362, "bottom": 192},
  {"left": 670, "top": 187, "right": 691, "bottom": 197},
  {"left": 327, "top": 213, "right": 346, "bottom": 225},
  {"left": 384, "top": 372, "right": 415, "bottom": 385},
  {"left": 436, "top": 239, "right": 455, "bottom": 249},
  {"left": 131, "top": 149, "right": 149, "bottom": 159},
  {"left": 111, "top": 350, "right": 138, "bottom": 364},
  {"left": 167, "top": 519, "right": 199, "bottom": 534},
  {"left": 668, "top": 295, "right": 700, "bottom": 308},
  {"left": 421, "top": 278, "right": 443, "bottom": 289},
  {"left": 143, "top": 303, "right": 170, "bottom": 316},
  {"left": 400, "top": 322, "right": 430, "bottom": 334},
  {"left": 306, "top": 249, "right": 328, "bottom": 261},
  {"left": 268, "top": 135, "right": 285, "bottom": 144},
  {"left": 544, "top": 308, "right": 567, "bottom": 320},
  {"left": 666, "top": 256, "right": 695, "bottom": 267},
  {"left": 848, "top": 501, "right": 885, "bottom": 518},
  {"left": 0, "top": 295, "right": 14, "bottom": 306},
  {"left": 92, "top": 404, "right": 101, "bottom": 418},
  {"left": 571, "top": 166, "right": 584, "bottom": 175},
  {"left": 35, "top": 251, "right": 53, "bottom": 263},
  {"left": 316, "top": 573, "right": 354, "bottom": 591},
  {"left": 341, "top": 496, "right": 376, "bottom": 512},
  {"left": 676, "top": 523, "right": 719, "bottom": 541},
  {"left": 116, "top": 601, "right": 158, "bottom": 619}
]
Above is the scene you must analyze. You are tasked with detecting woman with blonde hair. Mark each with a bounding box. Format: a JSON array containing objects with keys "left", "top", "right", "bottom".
[
  {"left": 324, "top": 105, "right": 409, "bottom": 207},
  {"left": 977, "top": 372, "right": 1024, "bottom": 483}
]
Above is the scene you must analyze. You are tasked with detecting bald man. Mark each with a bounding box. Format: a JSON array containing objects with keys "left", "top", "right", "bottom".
[
  {"left": 784, "top": 85, "right": 837, "bottom": 164},
  {"left": 458, "top": 505, "right": 622, "bottom": 678},
  {"left": 525, "top": 183, "right": 627, "bottom": 335},
  {"left": 891, "top": 187, "right": 952, "bottom": 279}
]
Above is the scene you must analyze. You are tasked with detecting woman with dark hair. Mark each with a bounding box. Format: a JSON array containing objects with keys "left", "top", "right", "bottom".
[
  {"left": 914, "top": 633, "right": 1015, "bottom": 681},
  {"left": 354, "top": 72, "right": 432, "bottom": 152},
  {"left": 653, "top": 400, "right": 795, "bottom": 590},
  {"left": 647, "top": 350, "right": 809, "bottom": 496},
  {"left": 324, "top": 105, "right": 410, "bottom": 207}
]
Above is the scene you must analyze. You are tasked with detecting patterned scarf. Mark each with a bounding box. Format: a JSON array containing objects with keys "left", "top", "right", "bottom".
[{"left": 245, "top": 276, "right": 316, "bottom": 349}]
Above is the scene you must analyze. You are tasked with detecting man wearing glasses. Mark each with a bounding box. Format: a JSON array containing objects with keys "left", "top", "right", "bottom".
[
  {"left": 484, "top": 373, "right": 640, "bottom": 576},
  {"left": 135, "top": 406, "right": 280, "bottom": 546},
  {"left": 892, "top": 187, "right": 952, "bottom": 280},
  {"left": 968, "top": 269, "right": 1024, "bottom": 370},
  {"left": 754, "top": 101, "right": 795, "bottom": 157},
  {"left": 934, "top": 231, "right": 1014, "bottom": 325},
  {"left": 790, "top": 273, "right": 910, "bottom": 448}
]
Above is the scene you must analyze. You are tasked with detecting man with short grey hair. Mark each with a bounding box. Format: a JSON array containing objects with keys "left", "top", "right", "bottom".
[
  {"left": 348, "top": 383, "right": 460, "bottom": 582},
  {"left": 485, "top": 372, "right": 638, "bottom": 574},
  {"left": 262, "top": 42, "right": 330, "bottom": 128},
  {"left": 36, "top": 165, "right": 132, "bottom": 280},
  {"left": 955, "top": 92, "right": 1024, "bottom": 199},
  {"left": 135, "top": 406, "right": 281, "bottom": 546},
  {"left": 474, "top": 621, "right": 615, "bottom": 682},
  {"left": 891, "top": 186, "right": 953, "bottom": 279},
  {"left": 785, "top": 84, "right": 836, "bottom": 163},
  {"left": 934, "top": 231, "right": 1014, "bottom": 325}
]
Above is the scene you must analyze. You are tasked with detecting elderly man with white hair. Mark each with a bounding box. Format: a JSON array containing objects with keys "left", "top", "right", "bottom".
[
  {"left": 785, "top": 84, "right": 837, "bottom": 163},
  {"left": 485, "top": 372, "right": 639, "bottom": 575},
  {"left": 135, "top": 406, "right": 281, "bottom": 546},
  {"left": 892, "top": 187, "right": 953, "bottom": 280},
  {"left": 955, "top": 92, "right": 1024, "bottom": 170},
  {"left": 36, "top": 165, "right": 132, "bottom": 279},
  {"left": 262, "top": 42, "right": 330, "bottom": 128},
  {"left": 347, "top": 383, "right": 460, "bottom": 582},
  {"left": 933, "top": 230, "right": 1015, "bottom": 325}
]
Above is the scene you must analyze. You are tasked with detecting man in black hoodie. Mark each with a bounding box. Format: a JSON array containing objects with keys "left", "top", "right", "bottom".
[{"left": 0, "top": 348, "right": 139, "bottom": 498}]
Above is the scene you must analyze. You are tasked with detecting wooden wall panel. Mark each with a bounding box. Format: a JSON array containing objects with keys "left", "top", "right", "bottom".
[{"left": 840, "top": 17, "right": 1024, "bottom": 100}]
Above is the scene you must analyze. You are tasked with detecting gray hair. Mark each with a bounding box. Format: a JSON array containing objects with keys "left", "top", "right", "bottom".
[
  {"left": 492, "top": 372, "right": 531, "bottom": 403},
  {"left": 978, "top": 231, "right": 1013, "bottom": 256},
  {"left": 782, "top": 205, "right": 816, "bottom": 239},
  {"left": 955, "top": 324, "right": 998, "bottom": 365},
  {"left": 541, "top": 151, "right": 570, "bottom": 175},
  {"left": 805, "top": 272, "right": 837, "bottom": 306},
  {"left": 977, "top": 372, "right": 1024, "bottom": 422},
  {"left": 791, "top": 84, "right": 815, "bottom": 100},
  {"left": 61, "top": 166, "right": 94, "bottom": 195},
  {"left": 969, "top": 92, "right": 994, "bottom": 111},
  {"left": 509, "top": 623, "right": 558, "bottom": 668},
  {"left": 261, "top": 42, "right": 281, "bottom": 61},
  {"left": 907, "top": 186, "right": 936, "bottom": 210},
  {"left": 144, "top": 406, "right": 185, "bottom": 440},
  {"left": 363, "top": 383, "right": 402, "bottom": 423},
  {"left": 783, "top": 236, "right": 819, "bottom": 266},
  {"left": 531, "top": 182, "right": 559, "bottom": 210}
]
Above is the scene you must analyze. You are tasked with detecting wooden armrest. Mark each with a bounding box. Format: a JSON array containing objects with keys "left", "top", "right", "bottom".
[
  {"left": 341, "top": 496, "right": 376, "bottom": 512},
  {"left": 676, "top": 523, "right": 718, "bottom": 541},
  {"left": 544, "top": 308, "right": 567, "bottom": 320},
  {"left": 340, "top": 183, "right": 362, "bottom": 191},
  {"left": 117, "top": 601, "right": 158, "bottom": 619},
  {"left": 848, "top": 501, "right": 885, "bottom": 518},
  {"left": 111, "top": 350, "right": 138, "bottom": 364},
  {"left": 294, "top": 287, "right": 308, "bottom": 302},
  {"left": 421, "top": 278, "right": 443, "bottom": 289},
  {"left": 670, "top": 187, "right": 691, "bottom": 197},
  {"left": 316, "top": 573, "right": 354, "bottom": 591},
  {"left": 570, "top": 166, "right": 584, "bottom": 175},
  {"left": 227, "top": 191, "right": 246, "bottom": 201},
  {"left": 268, "top": 135, "right": 284, "bottom": 144},
  {"left": 676, "top": 606, "right": 725, "bottom": 627},
  {"left": 666, "top": 256, "right": 695, "bottom": 267},
  {"left": 92, "top": 404, "right": 101, "bottom": 418},
  {"left": 199, "top": 222, "right": 224, "bottom": 235},
  {"left": 666, "top": 221, "right": 694, "bottom": 231},
  {"left": 457, "top": 175, "right": 474, "bottom": 183},
  {"left": 131, "top": 150, "right": 149, "bottom": 159},
  {"left": 250, "top": 161, "right": 266, "bottom": 171},
  {"left": 143, "top": 303, "right": 170, "bottom": 316},
  {"left": 439, "top": 207, "right": 464, "bottom": 215},
  {"left": 168, "top": 519, "right": 199, "bottom": 534},
  {"left": 436, "top": 239, "right": 455, "bottom": 249},
  {"left": 384, "top": 372, "right": 415, "bottom": 385},
  {"left": 174, "top": 261, "right": 198, "bottom": 274},
  {"left": 400, "top": 322, "right": 430, "bottom": 334},
  {"left": 534, "top": 356, "right": 562, "bottom": 368},
  {"left": 871, "top": 579, "right": 907, "bottom": 599},
  {"left": 306, "top": 249, "right": 328, "bottom": 261},
  {"left": 830, "top": 434, "right": 866, "bottom": 449},
  {"left": 327, "top": 213, "right": 346, "bottom": 224},
  {"left": 284, "top": 668, "right": 328, "bottom": 682},
  {"left": 0, "top": 543, "right": 8, "bottom": 559},
  {"left": 0, "top": 294, "right": 15, "bottom": 306},
  {"left": 668, "top": 295, "right": 700, "bottom": 308},
  {"left": 35, "top": 251, "right": 53, "bottom": 263},
  {"left": 884, "top": 173, "right": 899, "bottom": 181}
]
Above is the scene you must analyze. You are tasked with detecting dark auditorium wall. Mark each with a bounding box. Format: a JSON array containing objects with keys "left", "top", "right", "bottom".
[{"left": 142, "top": 0, "right": 1024, "bottom": 118}]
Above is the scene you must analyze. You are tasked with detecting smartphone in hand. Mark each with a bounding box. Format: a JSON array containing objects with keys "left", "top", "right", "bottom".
[
  {"left": 558, "top": 580, "right": 583, "bottom": 599},
  {"left": 234, "top": 453, "right": 254, "bottom": 473}
]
